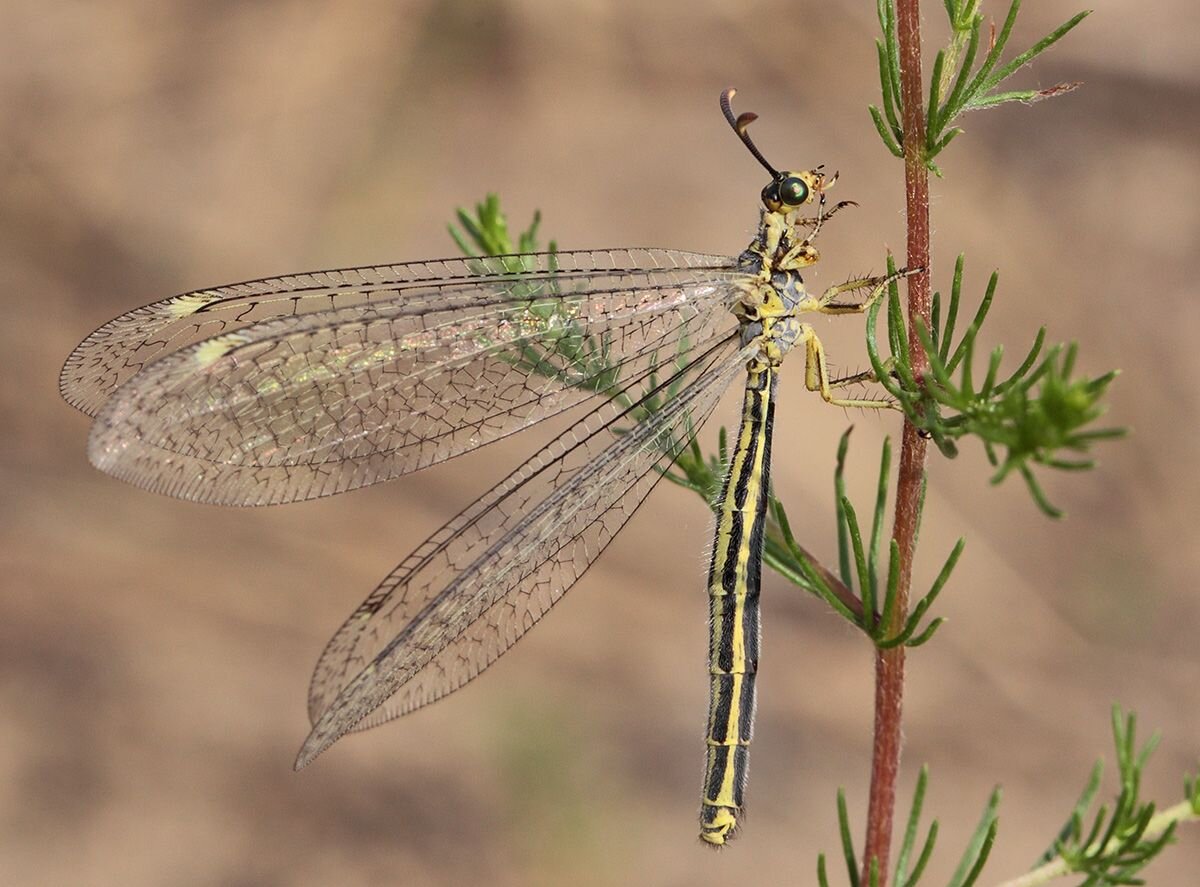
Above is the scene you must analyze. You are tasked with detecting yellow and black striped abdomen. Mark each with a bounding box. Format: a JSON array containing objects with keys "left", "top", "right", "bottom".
[{"left": 699, "top": 365, "right": 775, "bottom": 846}]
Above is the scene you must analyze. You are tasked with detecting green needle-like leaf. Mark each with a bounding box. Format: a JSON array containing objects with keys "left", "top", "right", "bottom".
[
  {"left": 838, "top": 788, "right": 861, "bottom": 887},
  {"left": 835, "top": 429, "right": 854, "bottom": 588},
  {"left": 904, "top": 617, "right": 945, "bottom": 648},
  {"left": 876, "top": 539, "right": 902, "bottom": 641},
  {"left": 895, "top": 765, "right": 930, "bottom": 885},
  {"left": 985, "top": 10, "right": 1091, "bottom": 94},
  {"left": 870, "top": 104, "right": 905, "bottom": 158},
  {"left": 926, "top": 49, "right": 947, "bottom": 152},
  {"left": 937, "top": 17, "right": 982, "bottom": 130},
  {"left": 900, "top": 820, "right": 938, "bottom": 887},
  {"left": 948, "top": 788, "right": 1001, "bottom": 887},
  {"left": 867, "top": 437, "right": 892, "bottom": 596},
  {"left": 817, "top": 854, "right": 832, "bottom": 887}
]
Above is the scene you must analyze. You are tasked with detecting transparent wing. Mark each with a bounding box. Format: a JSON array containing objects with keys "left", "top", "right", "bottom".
[
  {"left": 61, "top": 248, "right": 733, "bottom": 416},
  {"left": 296, "top": 336, "right": 755, "bottom": 768},
  {"left": 85, "top": 262, "right": 743, "bottom": 505}
]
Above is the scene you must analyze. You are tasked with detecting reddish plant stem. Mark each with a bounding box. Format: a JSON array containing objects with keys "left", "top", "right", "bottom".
[{"left": 861, "top": 0, "right": 932, "bottom": 883}]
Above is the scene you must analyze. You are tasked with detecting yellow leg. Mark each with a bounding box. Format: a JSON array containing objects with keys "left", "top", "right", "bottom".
[
  {"left": 830, "top": 367, "right": 878, "bottom": 388},
  {"left": 779, "top": 241, "right": 820, "bottom": 269},
  {"left": 815, "top": 266, "right": 918, "bottom": 315},
  {"left": 799, "top": 324, "right": 895, "bottom": 410}
]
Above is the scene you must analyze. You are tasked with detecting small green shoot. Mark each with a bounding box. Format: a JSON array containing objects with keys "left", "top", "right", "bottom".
[
  {"left": 818, "top": 768, "right": 998, "bottom": 887},
  {"left": 872, "top": 0, "right": 1090, "bottom": 174},
  {"left": 866, "top": 254, "right": 1124, "bottom": 517}
]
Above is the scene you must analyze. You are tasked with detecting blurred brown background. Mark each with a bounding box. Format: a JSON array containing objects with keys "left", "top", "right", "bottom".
[{"left": 2, "top": 1, "right": 1197, "bottom": 885}]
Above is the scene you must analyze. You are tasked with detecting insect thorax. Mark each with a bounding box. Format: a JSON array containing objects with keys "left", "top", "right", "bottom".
[{"left": 734, "top": 209, "right": 813, "bottom": 369}]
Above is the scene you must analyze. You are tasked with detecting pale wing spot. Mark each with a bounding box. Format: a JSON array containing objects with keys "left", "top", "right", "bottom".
[
  {"left": 193, "top": 332, "right": 252, "bottom": 368},
  {"left": 167, "top": 291, "right": 222, "bottom": 318}
]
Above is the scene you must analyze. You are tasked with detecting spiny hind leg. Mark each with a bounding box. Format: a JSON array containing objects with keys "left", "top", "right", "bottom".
[
  {"left": 829, "top": 367, "right": 877, "bottom": 388},
  {"left": 799, "top": 324, "right": 895, "bottom": 410},
  {"left": 814, "top": 265, "right": 918, "bottom": 315}
]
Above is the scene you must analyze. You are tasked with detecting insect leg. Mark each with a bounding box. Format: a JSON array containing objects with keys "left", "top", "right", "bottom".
[
  {"left": 814, "top": 266, "right": 919, "bottom": 314},
  {"left": 795, "top": 199, "right": 859, "bottom": 243},
  {"left": 799, "top": 324, "right": 895, "bottom": 410}
]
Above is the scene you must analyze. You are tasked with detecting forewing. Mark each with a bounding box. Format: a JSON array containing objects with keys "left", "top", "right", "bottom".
[
  {"left": 85, "top": 260, "right": 743, "bottom": 505},
  {"left": 296, "top": 336, "right": 755, "bottom": 767},
  {"left": 61, "top": 249, "right": 731, "bottom": 416}
]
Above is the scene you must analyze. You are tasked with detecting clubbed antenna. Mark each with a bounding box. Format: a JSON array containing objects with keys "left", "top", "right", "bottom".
[{"left": 720, "top": 87, "right": 780, "bottom": 179}]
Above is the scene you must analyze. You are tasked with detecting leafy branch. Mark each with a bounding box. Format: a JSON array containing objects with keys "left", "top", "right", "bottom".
[
  {"left": 872, "top": 0, "right": 1090, "bottom": 174},
  {"left": 818, "top": 767, "right": 999, "bottom": 887},
  {"left": 816, "top": 707, "right": 1198, "bottom": 887},
  {"left": 996, "top": 707, "right": 1200, "bottom": 887},
  {"left": 856, "top": 0, "right": 1155, "bottom": 882},
  {"left": 449, "top": 193, "right": 551, "bottom": 261},
  {"left": 866, "top": 254, "right": 1124, "bottom": 517}
]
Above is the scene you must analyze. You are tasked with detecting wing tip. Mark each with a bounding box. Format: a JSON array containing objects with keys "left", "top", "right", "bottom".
[
  {"left": 293, "top": 742, "right": 321, "bottom": 771},
  {"left": 294, "top": 720, "right": 340, "bottom": 771}
]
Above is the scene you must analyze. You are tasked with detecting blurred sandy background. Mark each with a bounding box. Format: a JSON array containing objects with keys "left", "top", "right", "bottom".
[{"left": 2, "top": 1, "right": 1197, "bottom": 885}]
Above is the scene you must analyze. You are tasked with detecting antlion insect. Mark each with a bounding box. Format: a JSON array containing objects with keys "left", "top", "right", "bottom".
[{"left": 62, "top": 88, "right": 910, "bottom": 846}]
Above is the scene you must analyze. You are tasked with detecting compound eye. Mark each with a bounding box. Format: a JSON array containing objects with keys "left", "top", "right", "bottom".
[
  {"left": 760, "top": 181, "right": 782, "bottom": 211},
  {"left": 779, "top": 175, "right": 810, "bottom": 207}
]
